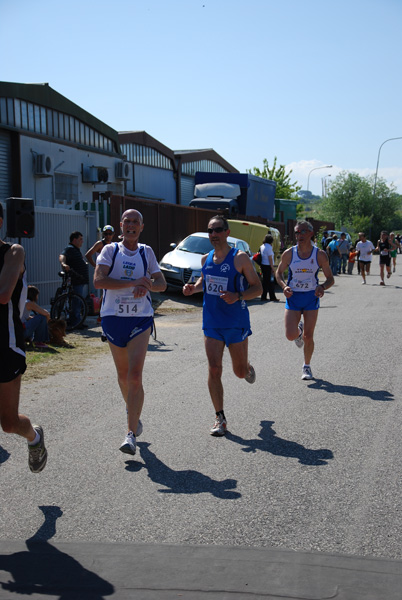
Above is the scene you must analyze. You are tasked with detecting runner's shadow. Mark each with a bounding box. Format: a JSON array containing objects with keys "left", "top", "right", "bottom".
[
  {"left": 125, "top": 442, "right": 241, "bottom": 499},
  {"left": 308, "top": 379, "right": 394, "bottom": 402},
  {"left": 147, "top": 341, "right": 171, "bottom": 353},
  {"left": 226, "top": 421, "right": 333, "bottom": 466},
  {"left": 0, "top": 505, "right": 114, "bottom": 599},
  {"left": 0, "top": 445, "right": 10, "bottom": 465}
]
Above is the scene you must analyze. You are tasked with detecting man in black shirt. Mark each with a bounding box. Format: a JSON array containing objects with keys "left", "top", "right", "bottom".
[{"left": 59, "top": 231, "right": 89, "bottom": 328}]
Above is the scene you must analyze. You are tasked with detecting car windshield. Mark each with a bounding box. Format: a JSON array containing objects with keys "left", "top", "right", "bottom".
[{"left": 177, "top": 236, "right": 213, "bottom": 255}]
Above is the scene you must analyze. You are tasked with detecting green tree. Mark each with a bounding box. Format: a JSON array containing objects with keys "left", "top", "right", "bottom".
[
  {"left": 318, "top": 171, "right": 401, "bottom": 241},
  {"left": 248, "top": 157, "right": 301, "bottom": 199}
]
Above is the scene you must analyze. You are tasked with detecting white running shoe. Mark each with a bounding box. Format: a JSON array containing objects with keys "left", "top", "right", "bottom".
[
  {"left": 210, "top": 414, "right": 227, "bottom": 436},
  {"left": 301, "top": 365, "right": 313, "bottom": 380},
  {"left": 119, "top": 431, "right": 136, "bottom": 455},
  {"left": 295, "top": 322, "right": 304, "bottom": 348},
  {"left": 361, "top": 280, "right": 366, "bottom": 285},
  {"left": 125, "top": 409, "right": 143, "bottom": 437}
]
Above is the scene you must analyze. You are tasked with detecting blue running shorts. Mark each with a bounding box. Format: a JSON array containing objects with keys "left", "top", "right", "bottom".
[
  {"left": 204, "top": 327, "right": 252, "bottom": 347},
  {"left": 285, "top": 290, "right": 320, "bottom": 312},
  {"left": 102, "top": 316, "right": 153, "bottom": 348}
]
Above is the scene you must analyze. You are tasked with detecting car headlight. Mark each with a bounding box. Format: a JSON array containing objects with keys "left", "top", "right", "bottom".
[{"left": 160, "top": 262, "right": 180, "bottom": 273}]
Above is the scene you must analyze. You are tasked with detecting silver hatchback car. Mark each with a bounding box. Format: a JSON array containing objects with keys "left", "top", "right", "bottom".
[{"left": 159, "top": 232, "right": 252, "bottom": 289}]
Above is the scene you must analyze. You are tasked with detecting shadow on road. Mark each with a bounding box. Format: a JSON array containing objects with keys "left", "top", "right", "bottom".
[
  {"left": 226, "top": 420, "right": 333, "bottom": 466},
  {"left": 0, "top": 505, "right": 114, "bottom": 599},
  {"left": 124, "top": 442, "right": 241, "bottom": 499},
  {"left": 308, "top": 379, "right": 394, "bottom": 402},
  {"left": 0, "top": 445, "right": 10, "bottom": 465}
]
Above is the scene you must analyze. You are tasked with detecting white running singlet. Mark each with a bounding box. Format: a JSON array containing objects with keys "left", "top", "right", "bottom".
[
  {"left": 287, "top": 245, "right": 319, "bottom": 292},
  {"left": 97, "top": 242, "right": 160, "bottom": 318}
]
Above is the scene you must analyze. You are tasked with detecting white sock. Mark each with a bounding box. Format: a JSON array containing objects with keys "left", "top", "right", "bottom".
[{"left": 28, "top": 431, "right": 40, "bottom": 445}]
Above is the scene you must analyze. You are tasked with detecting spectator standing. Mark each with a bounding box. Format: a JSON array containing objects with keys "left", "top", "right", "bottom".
[
  {"left": 86, "top": 225, "right": 115, "bottom": 323},
  {"left": 260, "top": 234, "right": 278, "bottom": 302},
  {"left": 59, "top": 231, "right": 89, "bottom": 329},
  {"left": 337, "top": 233, "right": 350, "bottom": 274},
  {"left": 347, "top": 247, "right": 358, "bottom": 275},
  {"left": 327, "top": 235, "right": 341, "bottom": 276},
  {"left": 85, "top": 225, "right": 115, "bottom": 268}
]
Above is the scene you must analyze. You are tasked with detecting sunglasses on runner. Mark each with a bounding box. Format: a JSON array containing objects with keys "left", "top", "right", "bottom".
[
  {"left": 207, "top": 227, "right": 227, "bottom": 234},
  {"left": 295, "top": 229, "right": 310, "bottom": 235}
]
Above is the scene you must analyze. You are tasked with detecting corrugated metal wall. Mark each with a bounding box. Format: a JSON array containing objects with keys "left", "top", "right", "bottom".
[
  {"left": 180, "top": 175, "right": 195, "bottom": 206},
  {"left": 0, "top": 130, "right": 12, "bottom": 202},
  {"left": 0, "top": 204, "right": 97, "bottom": 307},
  {"left": 134, "top": 164, "right": 176, "bottom": 204}
]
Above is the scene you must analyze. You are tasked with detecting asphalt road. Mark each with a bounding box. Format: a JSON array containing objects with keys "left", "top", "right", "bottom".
[{"left": 1, "top": 260, "right": 402, "bottom": 562}]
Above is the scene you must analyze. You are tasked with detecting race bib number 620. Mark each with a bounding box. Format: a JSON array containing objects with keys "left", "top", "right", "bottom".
[{"left": 206, "top": 274, "right": 228, "bottom": 296}]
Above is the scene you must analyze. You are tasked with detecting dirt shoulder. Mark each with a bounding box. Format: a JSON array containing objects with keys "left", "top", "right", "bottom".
[{"left": 24, "top": 292, "right": 202, "bottom": 381}]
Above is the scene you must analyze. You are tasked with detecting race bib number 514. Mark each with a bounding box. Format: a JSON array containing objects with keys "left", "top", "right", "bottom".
[
  {"left": 115, "top": 295, "right": 141, "bottom": 315},
  {"left": 206, "top": 274, "right": 228, "bottom": 296}
]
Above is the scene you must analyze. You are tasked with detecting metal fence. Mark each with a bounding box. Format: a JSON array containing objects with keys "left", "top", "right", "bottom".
[{"left": 0, "top": 203, "right": 98, "bottom": 307}]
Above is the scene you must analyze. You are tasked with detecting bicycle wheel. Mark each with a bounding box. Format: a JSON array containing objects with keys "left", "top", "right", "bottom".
[{"left": 51, "top": 293, "right": 87, "bottom": 331}]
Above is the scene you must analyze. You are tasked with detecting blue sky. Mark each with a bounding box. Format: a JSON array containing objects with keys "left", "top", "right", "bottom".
[{"left": 1, "top": 0, "right": 401, "bottom": 196}]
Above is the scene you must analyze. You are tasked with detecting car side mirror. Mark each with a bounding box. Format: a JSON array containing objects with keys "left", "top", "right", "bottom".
[{"left": 170, "top": 243, "right": 177, "bottom": 249}]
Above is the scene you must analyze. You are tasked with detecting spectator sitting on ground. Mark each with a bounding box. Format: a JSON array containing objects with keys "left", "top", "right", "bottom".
[{"left": 22, "top": 285, "right": 50, "bottom": 349}]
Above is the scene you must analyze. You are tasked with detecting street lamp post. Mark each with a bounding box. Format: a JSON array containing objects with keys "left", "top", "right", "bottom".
[
  {"left": 370, "top": 136, "right": 402, "bottom": 239},
  {"left": 307, "top": 165, "right": 333, "bottom": 192},
  {"left": 321, "top": 174, "right": 331, "bottom": 198}
]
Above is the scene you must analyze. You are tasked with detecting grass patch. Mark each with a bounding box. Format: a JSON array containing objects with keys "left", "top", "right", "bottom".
[{"left": 25, "top": 330, "right": 109, "bottom": 381}]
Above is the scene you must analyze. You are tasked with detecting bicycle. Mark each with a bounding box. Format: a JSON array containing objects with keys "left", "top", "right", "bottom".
[{"left": 50, "top": 270, "right": 88, "bottom": 331}]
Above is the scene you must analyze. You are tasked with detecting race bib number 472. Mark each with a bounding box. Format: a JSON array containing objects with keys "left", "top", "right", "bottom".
[{"left": 206, "top": 274, "right": 228, "bottom": 296}]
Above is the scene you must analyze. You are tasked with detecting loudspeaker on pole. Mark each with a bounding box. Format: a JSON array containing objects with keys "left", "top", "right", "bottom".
[{"left": 6, "top": 198, "right": 35, "bottom": 238}]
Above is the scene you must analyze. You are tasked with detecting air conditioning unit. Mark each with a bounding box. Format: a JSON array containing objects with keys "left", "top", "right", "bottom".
[
  {"left": 97, "top": 167, "right": 109, "bottom": 183},
  {"left": 82, "top": 166, "right": 109, "bottom": 184},
  {"left": 115, "top": 161, "right": 130, "bottom": 180},
  {"left": 82, "top": 166, "right": 99, "bottom": 183},
  {"left": 34, "top": 154, "right": 52, "bottom": 177}
]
